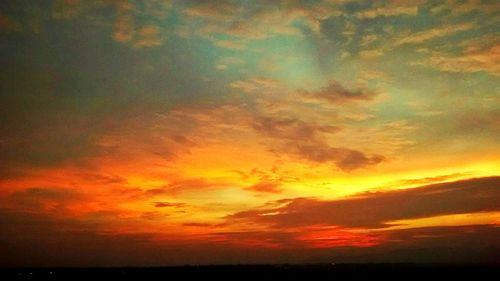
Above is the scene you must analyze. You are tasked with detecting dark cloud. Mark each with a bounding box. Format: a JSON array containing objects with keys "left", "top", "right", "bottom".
[
  {"left": 252, "top": 116, "right": 341, "bottom": 141},
  {"left": 170, "top": 135, "right": 196, "bottom": 146},
  {"left": 0, "top": 209, "right": 301, "bottom": 267},
  {"left": 228, "top": 177, "right": 500, "bottom": 228},
  {"left": 8, "top": 187, "right": 82, "bottom": 211},
  {"left": 142, "top": 188, "right": 169, "bottom": 197},
  {"left": 207, "top": 230, "right": 299, "bottom": 248},
  {"left": 182, "top": 222, "right": 221, "bottom": 228},
  {"left": 0, "top": 209, "right": 498, "bottom": 267},
  {"left": 292, "top": 144, "right": 385, "bottom": 171},
  {"left": 303, "top": 225, "right": 500, "bottom": 264},
  {"left": 153, "top": 202, "right": 186, "bottom": 208},
  {"left": 252, "top": 115, "right": 384, "bottom": 171},
  {"left": 304, "top": 81, "right": 379, "bottom": 104}
]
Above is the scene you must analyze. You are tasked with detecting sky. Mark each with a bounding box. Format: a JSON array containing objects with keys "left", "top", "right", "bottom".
[{"left": 0, "top": 0, "right": 499, "bottom": 267}]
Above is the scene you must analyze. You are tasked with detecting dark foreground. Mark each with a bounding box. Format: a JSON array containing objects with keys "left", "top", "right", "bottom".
[{"left": 2, "top": 264, "right": 498, "bottom": 280}]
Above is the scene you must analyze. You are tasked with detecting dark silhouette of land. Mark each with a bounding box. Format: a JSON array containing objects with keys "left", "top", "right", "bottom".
[{"left": 2, "top": 264, "right": 498, "bottom": 280}]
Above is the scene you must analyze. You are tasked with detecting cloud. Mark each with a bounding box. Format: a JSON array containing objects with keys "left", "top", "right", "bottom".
[
  {"left": 293, "top": 145, "right": 385, "bottom": 171},
  {"left": 76, "top": 173, "right": 127, "bottom": 185},
  {"left": 49, "top": 0, "right": 170, "bottom": 48},
  {"left": 167, "top": 78, "right": 385, "bottom": 171},
  {"left": 395, "top": 22, "right": 477, "bottom": 45},
  {"left": 112, "top": 14, "right": 135, "bottom": 42},
  {"left": 183, "top": 0, "right": 239, "bottom": 21},
  {"left": 2, "top": 210, "right": 498, "bottom": 266},
  {"left": 143, "top": 178, "right": 231, "bottom": 196},
  {"left": 252, "top": 116, "right": 341, "bottom": 142},
  {"left": 0, "top": 42, "right": 199, "bottom": 177},
  {"left": 317, "top": 225, "right": 500, "bottom": 263},
  {"left": 165, "top": 178, "right": 223, "bottom": 193},
  {"left": 454, "top": 108, "right": 500, "bottom": 135},
  {"left": 0, "top": 61, "right": 199, "bottom": 179},
  {"left": 424, "top": 42, "right": 500, "bottom": 76},
  {"left": 207, "top": 230, "right": 299, "bottom": 249},
  {"left": 133, "top": 25, "right": 163, "bottom": 48},
  {"left": 182, "top": 222, "right": 223, "bottom": 228},
  {"left": 384, "top": 172, "right": 472, "bottom": 188},
  {"left": 214, "top": 39, "right": 247, "bottom": 50},
  {"left": 430, "top": 0, "right": 500, "bottom": 16},
  {"left": 245, "top": 181, "right": 282, "bottom": 194},
  {"left": 7, "top": 187, "right": 82, "bottom": 212},
  {"left": 251, "top": 115, "right": 383, "bottom": 171},
  {"left": 228, "top": 177, "right": 500, "bottom": 228},
  {"left": 0, "top": 210, "right": 297, "bottom": 266},
  {"left": 0, "top": 84, "right": 106, "bottom": 178},
  {"left": 153, "top": 202, "right": 186, "bottom": 208},
  {"left": 359, "top": 49, "right": 384, "bottom": 60},
  {"left": 181, "top": 0, "right": 334, "bottom": 41},
  {"left": 0, "top": 209, "right": 160, "bottom": 267},
  {"left": 10, "top": 187, "right": 79, "bottom": 201},
  {"left": 357, "top": 22, "right": 476, "bottom": 60},
  {"left": 107, "top": 1, "right": 167, "bottom": 48},
  {"left": 230, "top": 78, "right": 282, "bottom": 94},
  {"left": 356, "top": 4, "right": 419, "bottom": 19},
  {"left": 112, "top": 19, "right": 163, "bottom": 48},
  {"left": 304, "top": 81, "right": 379, "bottom": 104},
  {"left": 361, "top": 34, "right": 379, "bottom": 46}
]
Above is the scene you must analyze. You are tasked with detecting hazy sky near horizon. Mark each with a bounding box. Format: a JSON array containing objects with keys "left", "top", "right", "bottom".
[{"left": 0, "top": 0, "right": 499, "bottom": 266}]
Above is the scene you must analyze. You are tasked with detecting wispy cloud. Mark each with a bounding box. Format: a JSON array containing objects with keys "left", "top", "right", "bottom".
[
  {"left": 396, "top": 22, "right": 477, "bottom": 45},
  {"left": 356, "top": 4, "right": 419, "bottom": 19},
  {"left": 423, "top": 42, "right": 500, "bottom": 76}
]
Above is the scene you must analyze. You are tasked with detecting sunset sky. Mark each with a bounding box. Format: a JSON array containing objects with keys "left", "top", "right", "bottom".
[{"left": 0, "top": 0, "right": 499, "bottom": 266}]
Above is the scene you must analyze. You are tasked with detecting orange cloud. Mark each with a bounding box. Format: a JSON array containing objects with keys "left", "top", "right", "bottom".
[
  {"left": 396, "top": 22, "right": 477, "bottom": 45},
  {"left": 425, "top": 42, "right": 500, "bottom": 76},
  {"left": 356, "top": 2, "right": 420, "bottom": 19},
  {"left": 245, "top": 181, "right": 282, "bottom": 194},
  {"left": 134, "top": 25, "right": 163, "bottom": 48},
  {"left": 112, "top": 14, "right": 135, "bottom": 42}
]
